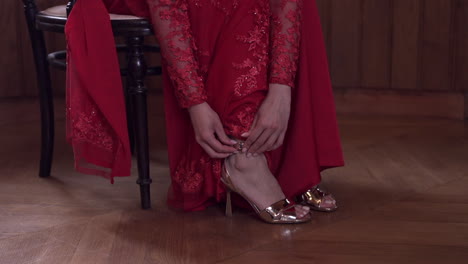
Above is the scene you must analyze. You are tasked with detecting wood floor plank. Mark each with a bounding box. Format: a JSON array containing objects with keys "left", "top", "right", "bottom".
[
  {"left": 1, "top": 97, "right": 467, "bottom": 264},
  {"left": 218, "top": 241, "right": 468, "bottom": 264},
  {"left": 220, "top": 177, "right": 468, "bottom": 264}
]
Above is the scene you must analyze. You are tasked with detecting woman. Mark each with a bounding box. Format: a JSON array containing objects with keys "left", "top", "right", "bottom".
[{"left": 66, "top": 0, "right": 344, "bottom": 223}]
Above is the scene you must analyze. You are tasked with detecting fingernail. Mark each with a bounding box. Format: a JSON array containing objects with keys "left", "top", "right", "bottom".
[
  {"left": 241, "top": 133, "right": 248, "bottom": 137},
  {"left": 230, "top": 140, "right": 237, "bottom": 144}
]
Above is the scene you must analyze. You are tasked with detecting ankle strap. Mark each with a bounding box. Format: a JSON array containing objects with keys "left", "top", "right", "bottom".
[{"left": 232, "top": 140, "right": 245, "bottom": 152}]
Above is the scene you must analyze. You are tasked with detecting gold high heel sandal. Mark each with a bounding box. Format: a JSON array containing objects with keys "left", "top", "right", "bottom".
[
  {"left": 221, "top": 157, "right": 311, "bottom": 224},
  {"left": 295, "top": 186, "right": 338, "bottom": 212}
]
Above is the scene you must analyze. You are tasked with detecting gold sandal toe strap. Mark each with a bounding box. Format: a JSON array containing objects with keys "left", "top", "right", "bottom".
[
  {"left": 300, "top": 186, "right": 331, "bottom": 208},
  {"left": 259, "top": 198, "right": 306, "bottom": 223},
  {"left": 261, "top": 199, "right": 292, "bottom": 220}
]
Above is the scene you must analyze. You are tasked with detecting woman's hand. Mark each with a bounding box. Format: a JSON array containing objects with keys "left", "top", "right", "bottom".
[
  {"left": 188, "top": 102, "right": 238, "bottom": 158},
  {"left": 242, "top": 84, "right": 291, "bottom": 156}
]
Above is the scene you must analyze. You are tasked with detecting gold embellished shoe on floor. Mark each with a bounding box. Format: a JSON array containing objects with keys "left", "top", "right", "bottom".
[
  {"left": 295, "top": 186, "right": 338, "bottom": 212},
  {"left": 221, "top": 160, "right": 311, "bottom": 224}
]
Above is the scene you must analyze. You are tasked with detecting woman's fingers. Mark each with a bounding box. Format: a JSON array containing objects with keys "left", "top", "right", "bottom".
[
  {"left": 214, "top": 123, "right": 237, "bottom": 146},
  {"left": 199, "top": 142, "right": 232, "bottom": 159},
  {"left": 267, "top": 131, "right": 285, "bottom": 151},
  {"left": 188, "top": 102, "right": 239, "bottom": 157},
  {"left": 244, "top": 126, "right": 264, "bottom": 151},
  {"left": 256, "top": 131, "right": 280, "bottom": 154},
  {"left": 248, "top": 129, "right": 272, "bottom": 154},
  {"left": 270, "top": 131, "right": 286, "bottom": 151},
  {"left": 242, "top": 115, "right": 259, "bottom": 139},
  {"left": 204, "top": 133, "right": 237, "bottom": 153}
]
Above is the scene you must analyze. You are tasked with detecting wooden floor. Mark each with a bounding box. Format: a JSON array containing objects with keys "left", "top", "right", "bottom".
[{"left": 1, "top": 96, "right": 467, "bottom": 264}]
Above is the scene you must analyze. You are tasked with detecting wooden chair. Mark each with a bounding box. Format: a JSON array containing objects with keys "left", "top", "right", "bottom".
[{"left": 22, "top": 0, "right": 161, "bottom": 209}]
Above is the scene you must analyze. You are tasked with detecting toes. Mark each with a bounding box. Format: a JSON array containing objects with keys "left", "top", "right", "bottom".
[
  {"left": 294, "top": 205, "right": 310, "bottom": 218},
  {"left": 300, "top": 207, "right": 310, "bottom": 218},
  {"left": 322, "top": 195, "right": 337, "bottom": 208},
  {"left": 294, "top": 206, "right": 304, "bottom": 217}
]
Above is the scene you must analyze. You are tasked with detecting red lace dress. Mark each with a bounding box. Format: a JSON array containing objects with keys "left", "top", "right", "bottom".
[{"left": 65, "top": 0, "right": 344, "bottom": 211}]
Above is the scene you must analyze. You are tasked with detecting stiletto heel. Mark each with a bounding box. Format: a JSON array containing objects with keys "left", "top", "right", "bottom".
[
  {"left": 225, "top": 189, "right": 233, "bottom": 217},
  {"left": 221, "top": 157, "right": 311, "bottom": 224}
]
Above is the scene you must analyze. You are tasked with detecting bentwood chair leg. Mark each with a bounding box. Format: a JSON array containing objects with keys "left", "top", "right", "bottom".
[
  {"left": 127, "top": 36, "right": 152, "bottom": 209},
  {"left": 23, "top": 0, "right": 55, "bottom": 178},
  {"left": 124, "top": 78, "right": 136, "bottom": 155}
]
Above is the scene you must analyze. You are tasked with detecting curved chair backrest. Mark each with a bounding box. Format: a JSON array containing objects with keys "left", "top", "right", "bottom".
[{"left": 22, "top": 0, "right": 76, "bottom": 18}]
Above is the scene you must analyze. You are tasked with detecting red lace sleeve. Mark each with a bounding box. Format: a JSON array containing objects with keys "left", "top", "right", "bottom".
[
  {"left": 269, "top": 0, "right": 303, "bottom": 88},
  {"left": 146, "top": 0, "right": 207, "bottom": 108}
]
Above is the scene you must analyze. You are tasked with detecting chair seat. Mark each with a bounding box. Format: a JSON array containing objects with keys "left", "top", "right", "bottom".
[
  {"left": 36, "top": 5, "right": 153, "bottom": 36},
  {"left": 41, "top": 5, "right": 144, "bottom": 20}
]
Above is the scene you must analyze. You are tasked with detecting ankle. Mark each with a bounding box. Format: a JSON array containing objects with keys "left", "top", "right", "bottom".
[{"left": 226, "top": 152, "right": 263, "bottom": 172}]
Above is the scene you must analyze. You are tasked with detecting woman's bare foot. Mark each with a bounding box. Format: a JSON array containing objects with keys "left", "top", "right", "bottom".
[{"left": 224, "top": 153, "right": 310, "bottom": 219}]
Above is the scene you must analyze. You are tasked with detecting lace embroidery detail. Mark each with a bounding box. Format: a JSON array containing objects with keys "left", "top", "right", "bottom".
[
  {"left": 196, "top": 48, "right": 211, "bottom": 78},
  {"left": 68, "top": 105, "right": 114, "bottom": 151},
  {"left": 174, "top": 155, "right": 211, "bottom": 193},
  {"left": 232, "top": 2, "right": 270, "bottom": 97},
  {"left": 269, "top": 0, "right": 303, "bottom": 88},
  {"left": 145, "top": 0, "right": 243, "bottom": 108},
  {"left": 222, "top": 99, "right": 263, "bottom": 138},
  {"left": 230, "top": 104, "right": 258, "bottom": 136},
  {"left": 146, "top": 0, "right": 302, "bottom": 106},
  {"left": 147, "top": 0, "right": 208, "bottom": 108},
  {"left": 212, "top": 160, "right": 221, "bottom": 175}
]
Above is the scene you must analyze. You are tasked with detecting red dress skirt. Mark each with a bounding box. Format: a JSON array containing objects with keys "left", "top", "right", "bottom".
[{"left": 65, "top": 0, "right": 344, "bottom": 211}]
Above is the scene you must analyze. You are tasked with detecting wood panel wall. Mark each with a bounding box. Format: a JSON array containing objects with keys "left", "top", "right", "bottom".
[
  {"left": 2, "top": 0, "right": 468, "bottom": 118},
  {"left": 0, "top": 0, "right": 66, "bottom": 97},
  {"left": 316, "top": 0, "right": 468, "bottom": 118},
  {"left": 315, "top": 0, "right": 468, "bottom": 93}
]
